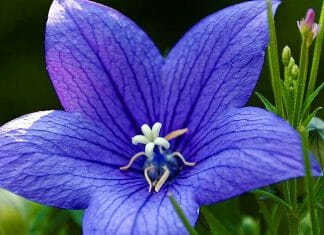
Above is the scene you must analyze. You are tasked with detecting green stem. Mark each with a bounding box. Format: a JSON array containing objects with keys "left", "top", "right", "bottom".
[
  {"left": 289, "top": 179, "right": 299, "bottom": 235},
  {"left": 286, "top": 212, "right": 299, "bottom": 235},
  {"left": 293, "top": 39, "right": 309, "bottom": 127},
  {"left": 306, "top": 1, "right": 324, "bottom": 98},
  {"left": 169, "top": 194, "right": 198, "bottom": 235},
  {"left": 300, "top": 127, "right": 319, "bottom": 235},
  {"left": 282, "top": 181, "right": 298, "bottom": 235},
  {"left": 266, "top": 0, "right": 284, "bottom": 116},
  {"left": 256, "top": 200, "right": 275, "bottom": 234}
]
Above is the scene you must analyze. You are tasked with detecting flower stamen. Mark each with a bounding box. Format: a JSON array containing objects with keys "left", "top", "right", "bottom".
[
  {"left": 144, "top": 166, "right": 155, "bottom": 192},
  {"left": 120, "top": 123, "right": 195, "bottom": 193},
  {"left": 170, "top": 152, "right": 196, "bottom": 167},
  {"left": 154, "top": 166, "right": 170, "bottom": 192},
  {"left": 164, "top": 128, "right": 188, "bottom": 141},
  {"left": 119, "top": 151, "right": 146, "bottom": 170}
]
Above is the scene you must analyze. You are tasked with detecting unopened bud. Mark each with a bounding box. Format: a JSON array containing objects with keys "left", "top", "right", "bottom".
[
  {"left": 240, "top": 217, "right": 259, "bottom": 235},
  {"left": 288, "top": 57, "right": 295, "bottom": 70},
  {"left": 291, "top": 65, "right": 299, "bottom": 79},
  {"left": 305, "top": 9, "right": 316, "bottom": 28},
  {"left": 282, "top": 46, "right": 291, "bottom": 66},
  {"left": 297, "top": 9, "right": 320, "bottom": 45}
]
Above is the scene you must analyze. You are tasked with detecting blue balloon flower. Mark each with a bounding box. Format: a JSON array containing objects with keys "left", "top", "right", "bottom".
[{"left": 0, "top": 0, "right": 321, "bottom": 234}]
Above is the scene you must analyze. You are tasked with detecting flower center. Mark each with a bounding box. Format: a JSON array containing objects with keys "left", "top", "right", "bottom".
[{"left": 120, "top": 122, "right": 195, "bottom": 193}]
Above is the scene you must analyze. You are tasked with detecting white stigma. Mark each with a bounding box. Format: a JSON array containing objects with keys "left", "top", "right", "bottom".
[{"left": 131, "top": 122, "right": 170, "bottom": 157}]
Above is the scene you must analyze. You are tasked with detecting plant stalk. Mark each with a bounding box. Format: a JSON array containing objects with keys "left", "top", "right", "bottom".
[
  {"left": 293, "top": 39, "right": 309, "bottom": 127},
  {"left": 306, "top": 0, "right": 324, "bottom": 98},
  {"left": 266, "top": 0, "right": 284, "bottom": 116},
  {"left": 299, "top": 127, "right": 319, "bottom": 235}
]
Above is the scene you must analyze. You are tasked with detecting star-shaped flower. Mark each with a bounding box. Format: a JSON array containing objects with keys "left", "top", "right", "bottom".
[{"left": 0, "top": 0, "right": 321, "bottom": 234}]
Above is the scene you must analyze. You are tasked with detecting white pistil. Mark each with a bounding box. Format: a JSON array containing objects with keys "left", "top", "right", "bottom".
[
  {"left": 119, "top": 152, "right": 146, "bottom": 170},
  {"left": 154, "top": 166, "right": 170, "bottom": 192},
  {"left": 151, "top": 122, "right": 162, "bottom": 139},
  {"left": 131, "top": 122, "right": 171, "bottom": 157},
  {"left": 145, "top": 142, "right": 155, "bottom": 158},
  {"left": 132, "top": 135, "right": 150, "bottom": 145},
  {"left": 171, "top": 152, "right": 196, "bottom": 167},
  {"left": 153, "top": 137, "right": 170, "bottom": 149},
  {"left": 141, "top": 124, "right": 153, "bottom": 140}
]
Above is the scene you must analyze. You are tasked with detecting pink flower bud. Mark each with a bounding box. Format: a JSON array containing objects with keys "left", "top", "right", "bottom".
[
  {"left": 304, "top": 9, "right": 315, "bottom": 28},
  {"left": 297, "top": 8, "right": 321, "bottom": 44}
]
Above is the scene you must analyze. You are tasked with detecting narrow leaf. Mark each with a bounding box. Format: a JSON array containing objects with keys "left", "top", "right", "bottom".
[
  {"left": 253, "top": 189, "right": 292, "bottom": 210},
  {"left": 302, "top": 82, "right": 324, "bottom": 120},
  {"left": 309, "top": 117, "right": 324, "bottom": 168},
  {"left": 255, "top": 92, "right": 276, "bottom": 113},
  {"left": 169, "top": 194, "right": 198, "bottom": 235},
  {"left": 201, "top": 207, "right": 232, "bottom": 235},
  {"left": 266, "top": 0, "right": 284, "bottom": 114},
  {"left": 303, "top": 107, "right": 323, "bottom": 127}
]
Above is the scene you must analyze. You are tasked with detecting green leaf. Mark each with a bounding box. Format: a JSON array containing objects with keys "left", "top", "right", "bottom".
[
  {"left": 252, "top": 189, "right": 292, "bottom": 210},
  {"left": 301, "top": 82, "right": 324, "bottom": 120},
  {"left": 316, "top": 184, "right": 324, "bottom": 202},
  {"left": 308, "top": 117, "right": 324, "bottom": 168},
  {"left": 169, "top": 194, "right": 198, "bottom": 235},
  {"left": 255, "top": 92, "right": 276, "bottom": 113},
  {"left": 201, "top": 207, "right": 232, "bottom": 235},
  {"left": 271, "top": 205, "right": 285, "bottom": 234},
  {"left": 279, "top": 80, "right": 293, "bottom": 121},
  {"left": 266, "top": 0, "right": 284, "bottom": 115},
  {"left": 303, "top": 107, "right": 323, "bottom": 127},
  {"left": 203, "top": 198, "right": 242, "bottom": 234},
  {"left": 69, "top": 210, "right": 84, "bottom": 226}
]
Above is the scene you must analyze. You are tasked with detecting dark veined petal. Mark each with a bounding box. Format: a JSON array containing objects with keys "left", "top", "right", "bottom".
[
  {"left": 176, "top": 107, "right": 322, "bottom": 205},
  {"left": 0, "top": 111, "right": 143, "bottom": 209},
  {"left": 46, "top": 0, "right": 163, "bottom": 142},
  {"left": 160, "top": 0, "right": 280, "bottom": 136},
  {"left": 83, "top": 185, "right": 198, "bottom": 235}
]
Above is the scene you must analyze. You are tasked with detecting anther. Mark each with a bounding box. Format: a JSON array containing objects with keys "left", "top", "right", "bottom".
[
  {"left": 171, "top": 152, "right": 196, "bottom": 167},
  {"left": 154, "top": 166, "right": 170, "bottom": 192},
  {"left": 119, "top": 152, "right": 146, "bottom": 170},
  {"left": 164, "top": 128, "right": 188, "bottom": 141}
]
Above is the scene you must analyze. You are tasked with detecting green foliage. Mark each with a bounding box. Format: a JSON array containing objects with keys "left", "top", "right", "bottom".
[
  {"left": 200, "top": 207, "right": 232, "bottom": 235},
  {"left": 255, "top": 92, "right": 276, "bottom": 113},
  {"left": 309, "top": 117, "right": 324, "bottom": 168},
  {"left": 169, "top": 195, "right": 198, "bottom": 235}
]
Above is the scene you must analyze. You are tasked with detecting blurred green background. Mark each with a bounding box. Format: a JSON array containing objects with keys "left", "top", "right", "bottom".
[{"left": 0, "top": 0, "right": 323, "bottom": 234}]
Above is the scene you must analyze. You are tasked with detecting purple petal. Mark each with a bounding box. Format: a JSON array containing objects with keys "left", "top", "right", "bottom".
[
  {"left": 83, "top": 186, "right": 198, "bottom": 235},
  {"left": 0, "top": 111, "right": 142, "bottom": 209},
  {"left": 160, "top": 1, "right": 280, "bottom": 136},
  {"left": 176, "top": 107, "right": 321, "bottom": 205},
  {"left": 46, "top": 0, "right": 163, "bottom": 141}
]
